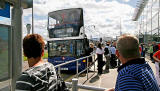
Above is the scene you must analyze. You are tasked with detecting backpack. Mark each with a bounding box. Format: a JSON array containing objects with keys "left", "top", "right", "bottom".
[
  {"left": 56, "top": 74, "right": 69, "bottom": 91},
  {"left": 104, "top": 47, "right": 109, "bottom": 55}
]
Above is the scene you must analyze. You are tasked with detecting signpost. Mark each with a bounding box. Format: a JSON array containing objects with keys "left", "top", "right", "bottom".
[{"left": 0, "top": 3, "right": 10, "bottom": 18}]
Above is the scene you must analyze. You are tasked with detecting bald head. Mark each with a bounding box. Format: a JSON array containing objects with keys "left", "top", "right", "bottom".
[{"left": 116, "top": 34, "right": 140, "bottom": 59}]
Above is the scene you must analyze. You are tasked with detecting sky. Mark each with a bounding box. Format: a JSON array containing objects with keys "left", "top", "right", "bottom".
[{"left": 0, "top": 0, "right": 139, "bottom": 39}]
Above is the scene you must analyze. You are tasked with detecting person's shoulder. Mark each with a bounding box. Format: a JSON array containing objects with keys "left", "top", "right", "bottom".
[
  {"left": 118, "top": 63, "right": 143, "bottom": 75},
  {"left": 17, "top": 72, "right": 31, "bottom": 81},
  {"left": 45, "top": 62, "right": 55, "bottom": 67},
  {"left": 155, "top": 50, "right": 160, "bottom": 54},
  {"left": 40, "top": 62, "right": 56, "bottom": 72},
  {"left": 105, "top": 46, "right": 109, "bottom": 48},
  {"left": 111, "top": 46, "right": 114, "bottom": 48},
  {"left": 26, "top": 62, "right": 56, "bottom": 75},
  {"left": 96, "top": 48, "right": 100, "bottom": 50},
  {"left": 16, "top": 72, "right": 34, "bottom": 90},
  {"left": 157, "top": 50, "right": 160, "bottom": 53}
]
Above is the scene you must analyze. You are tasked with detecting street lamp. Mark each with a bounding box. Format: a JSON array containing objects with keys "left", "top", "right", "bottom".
[{"left": 26, "top": 24, "right": 31, "bottom": 35}]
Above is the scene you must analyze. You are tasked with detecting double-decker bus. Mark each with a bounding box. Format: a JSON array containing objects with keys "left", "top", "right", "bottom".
[{"left": 47, "top": 8, "right": 89, "bottom": 71}]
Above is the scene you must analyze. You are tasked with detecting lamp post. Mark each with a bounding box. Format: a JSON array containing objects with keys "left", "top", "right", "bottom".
[
  {"left": 26, "top": 24, "right": 31, "bottom": 35},
  {"left": 120, "top": 18, "right": 122, "bottom": 36}
]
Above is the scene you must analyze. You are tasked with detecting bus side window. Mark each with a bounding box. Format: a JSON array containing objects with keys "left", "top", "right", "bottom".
[
  {"left": 83, "top": 39, "right": 89, "bottom": 54},
  {"left": 70, "top": 43, "right": 73, "bottom": 54}
]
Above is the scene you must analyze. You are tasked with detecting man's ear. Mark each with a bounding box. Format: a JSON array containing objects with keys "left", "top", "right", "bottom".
[
  {"left": 116, "top": 50, "right": 120, "bottom": 58},
  {"left": 41, "top": 49, "right": 44, "bottom": 57}
]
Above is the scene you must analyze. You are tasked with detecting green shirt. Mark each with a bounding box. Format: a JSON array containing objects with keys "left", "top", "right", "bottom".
[{"left": 148, "top": 46, "right": 153, "bottom": 53}]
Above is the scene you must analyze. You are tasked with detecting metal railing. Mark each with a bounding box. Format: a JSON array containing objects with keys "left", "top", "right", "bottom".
[
  {"left": 55, "top": 53, "right": 96, "bottom": 81},
  {"left": 65, "top": 79, "right": 108, "bottom": 91},
  {"left": 54, "top": 54, "right": 108, "bottom": 91}
]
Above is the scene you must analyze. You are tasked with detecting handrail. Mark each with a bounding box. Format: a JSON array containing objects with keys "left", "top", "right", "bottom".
[
  {"left": 65, "top": 79, "right": 108, "bottom": 91},
  {"left": 54, "top": 54, "right": 95, "bottom": 68},
  {"left": 54, "top": 53, "right": 102, "bottom": 91},
  {"left": 52, "top": 53, "right": 110, "bottom": 91},
  {"left": 75, "top": 58, "right": 96, "bottom": 75},
  {"left": 54, "top": 53, "right": 97, "bottom": 83}
]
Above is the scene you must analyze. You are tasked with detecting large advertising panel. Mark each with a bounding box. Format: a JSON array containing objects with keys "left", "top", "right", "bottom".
[{"left": 0, "top": 24, "right": 10, "bottom": 82}]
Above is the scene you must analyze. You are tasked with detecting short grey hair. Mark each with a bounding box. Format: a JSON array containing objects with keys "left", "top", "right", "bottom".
[{"left": 116, "top": 34, "right": 140, "bottom": 59}]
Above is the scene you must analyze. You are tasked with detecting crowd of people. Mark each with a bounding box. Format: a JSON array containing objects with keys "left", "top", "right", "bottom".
[
  {"left": 16, "top": 34, "right": 160, "bottom": 91},
  {"left": 87, "top": 35, "right": 160, "bottom": 90},
  {"left": 87, "top": 40, "right": 119, "bottom": 75},
  {"left": 147, "top": 42, "right": 160, "bottom": 88}
]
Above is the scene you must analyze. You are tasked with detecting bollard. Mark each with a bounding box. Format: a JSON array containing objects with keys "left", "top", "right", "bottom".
[
  {"left": 94, "top": 55, "right": 95, "bottom": 71},
  {"left": 58, "top": 66, "right": 61, "bottom": 75},
  {"left": 87, "top": 57, "right": 88, "bottom": 80},
  {"left": 72, "top": 78, "right": 78, "bottom": 91},
  {"left": 76, "top": 60, "right": 79, "bottom": 78}
]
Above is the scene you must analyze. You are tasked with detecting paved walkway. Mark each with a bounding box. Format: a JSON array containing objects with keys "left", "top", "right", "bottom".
[
  {"left": 22, "top": 57, "right": 157, "bottom": 91},
  {"left": 78, "top": 57, "right": 156, "bottom": 91}
]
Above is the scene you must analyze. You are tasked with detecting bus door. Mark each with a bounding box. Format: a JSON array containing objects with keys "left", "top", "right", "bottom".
[
  {"left": 76, "top": 39, "right": 84, "bottom": 57},
  {"left": 84, "top": 38, "right": 89, "bottom": 55}
]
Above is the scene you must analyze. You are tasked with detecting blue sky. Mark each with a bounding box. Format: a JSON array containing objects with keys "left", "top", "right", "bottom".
[
  {"left": 117, "top": 0, "right": 138, "bottom": 7},
  {"left": 95, "top": 0, "right": 138, "bottom": 7},
  {"left": 0, "top": 0, "right": 140, "bottom": 39}
]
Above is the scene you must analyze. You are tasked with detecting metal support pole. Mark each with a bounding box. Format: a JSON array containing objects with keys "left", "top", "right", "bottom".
[
  {"left": 151, "top": 0, "right": 153, "bottom": 41},
  {"left": 11, "top": 1, "right": 23, "bottom": 90},
  {"left": 139, "top": 24, "right": 140, "bottom": 41},
  {"left": 32, "top": 0, "right": 34, "bottom": 34},
  {"left": 142, "top": 11, "right": 145, "bottom": 43},
  {"left": 76, "top": 60, "right": 79, "bottom": 78},
  {"left": 72, "top": 78, "right": 78, "bottom": 91},
  {"left": 9, "top": 23, "right": 13, "bottom": 90},
  {"left": 158, "top": 0, "right": 160, "bottom": 41},
  {"left": 146, "top": 8, "right": 147, "bottom": 34},
  {"left": 87, "top": 58, "right": 88, "bottom": 80},
  {"left": 94, "top": 55, "right": 95, "bottom": 72},
  {"left": 146, "top": 4, "right": 148, "bottom": 43},
  {"left": 58, "top": 66, "right": 61, "bottom": 75},
  {"left": 120, "top": 18, "right": 122, "bottom": 36}
]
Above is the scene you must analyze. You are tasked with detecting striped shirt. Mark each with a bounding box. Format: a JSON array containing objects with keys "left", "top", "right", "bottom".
[
  {"left": 115, "top": 58, "right": 160, "bottom": 91},
  {"left": 16, "top": 62, "right": 57, "bottom": 91}
]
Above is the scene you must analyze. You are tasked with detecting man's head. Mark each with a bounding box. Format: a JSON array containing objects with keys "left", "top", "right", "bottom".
[
  {"left": 90, "top": 43, "right": 94, "bottom": 48},
  {"left": 106, "top": 43, "right": 109, "bottom": 46},
  {"left": 116, "top": 34, "right": 140, "bottom": 64},
  {"left": 106, "top": 42, "right": 109, "bottom": 46},
  {"left": 23, "top": 34, "right": 45, "bottom": 59}
]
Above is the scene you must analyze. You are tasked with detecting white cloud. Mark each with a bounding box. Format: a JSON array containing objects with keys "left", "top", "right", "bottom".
[
  {"left": 122, "top": 0, "right": 130, "bottom": 2},
  {"left": 22, "top": 0, "right": 136, "bottom": 38}
]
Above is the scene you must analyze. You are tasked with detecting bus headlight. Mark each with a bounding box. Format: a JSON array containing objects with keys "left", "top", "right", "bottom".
[{"left": 82, "top": 60, "right": 86, "bottom": 62}]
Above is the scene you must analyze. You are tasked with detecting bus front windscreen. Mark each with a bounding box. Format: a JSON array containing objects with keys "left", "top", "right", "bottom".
[
  {"left": 48, "top": 8, "right": 83, "bottom": 38},
  {"left": 48, "top": 40, "right": 75, "bottom": 57}
]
